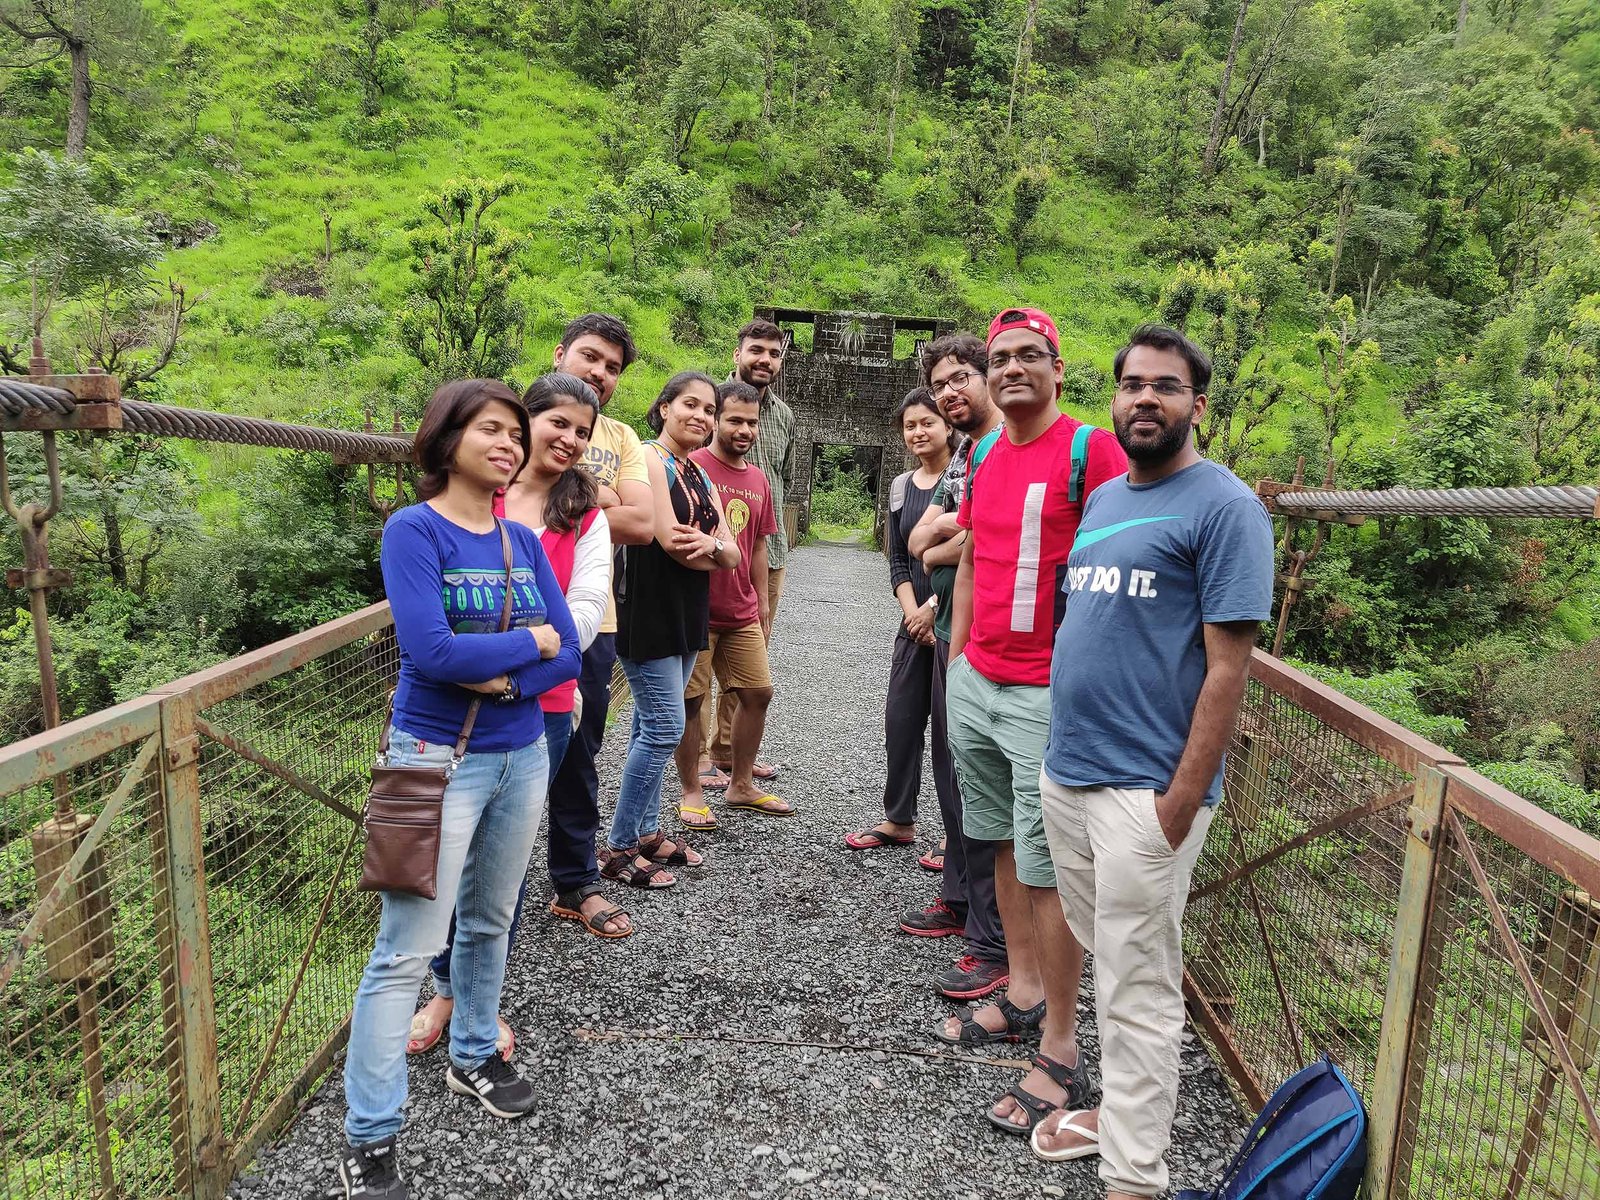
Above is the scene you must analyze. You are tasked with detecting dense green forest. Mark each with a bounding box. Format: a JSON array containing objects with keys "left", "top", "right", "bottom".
[{"left": 0, "top": 0, "right": 1597, "bottom": 824}]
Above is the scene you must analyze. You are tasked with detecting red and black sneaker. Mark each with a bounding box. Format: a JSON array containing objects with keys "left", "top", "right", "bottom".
[
  {"left": 898, "top": 899, "right": 967, "bottom": 938},
  {"left": 935, "top": 954, "right": 1010, "bottom": 1000}
]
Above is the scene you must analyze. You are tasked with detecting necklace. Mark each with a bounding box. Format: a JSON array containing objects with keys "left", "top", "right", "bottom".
[{"left": 655, "top": 441, "right": 709, "bottom": 529}]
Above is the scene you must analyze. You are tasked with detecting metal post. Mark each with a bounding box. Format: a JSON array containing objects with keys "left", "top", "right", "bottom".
[
  {"left": 1366, "top": 765, "right": 1449, "bottom": 1200},
  {"left": 155, "top": 689, "right": 227, "bottom": 1198},
  {"left": 0, "top": 427, "right": 70, "bottom": 744}
]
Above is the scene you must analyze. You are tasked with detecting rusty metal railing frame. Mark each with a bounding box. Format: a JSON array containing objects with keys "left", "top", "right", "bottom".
[
  {"left": 1185, "top": 648, "right": 1600, "bottom": 1200},
  {"left": 0, "top": 601, "right": 395, "bottom": 1200}
]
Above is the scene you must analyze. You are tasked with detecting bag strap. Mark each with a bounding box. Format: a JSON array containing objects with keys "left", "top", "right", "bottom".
[
  {"left": 889, "top": 471, "right": 909, "bottom": 512},
  {"left": 378, "top": 517, "right": 517, "bottom": 764},
  {"left": 964, "top": 427, "right": 1004, "bottom": 504},
  {"left": 1067, "top": 422, "right": 1094, "bottom": 504}
]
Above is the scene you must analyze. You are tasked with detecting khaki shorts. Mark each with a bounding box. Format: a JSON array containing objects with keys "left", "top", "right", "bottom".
[{"left": 685, "top": 624, "right": 772, "bottom": 699}]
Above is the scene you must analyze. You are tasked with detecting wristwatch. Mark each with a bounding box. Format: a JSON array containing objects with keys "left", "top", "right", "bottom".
[
  {"left": 713, "top": 537, "right": 726, "bottom": 559},
  {"left": 497, "top": 677, "right": 520, "bottom": 704}
]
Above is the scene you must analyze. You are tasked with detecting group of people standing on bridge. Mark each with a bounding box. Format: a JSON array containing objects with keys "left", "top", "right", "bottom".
[
  {"left": 337, "top": 314, "right": 802, "bottom": 1200},
  {"left": 334, "top": 304, "right": 1275, "bottom": 1200},
  {"left": 848, "top": 308, "right": 1274, "bottom": 1196}
]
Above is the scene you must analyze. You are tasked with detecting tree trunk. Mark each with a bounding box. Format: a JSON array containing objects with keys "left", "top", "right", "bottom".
[
  {"left": 761, "top": 49, "right": 774, "bottom": 123},
  {"left": 88, "top": 443, "right": 127, "bottom": 588},
  {"left": 886, "top": 43, "right": 904, "bottom": 161},
  {"left": 1258, "top": 115, "right": 1268, "bottom": 165},
  {"left": 66, "top": 38, "right": 91, "bottom": 159},
  {"left": 1005, "top": 0, "right": 1040, "bottom": 138},
  {"left": 1454, "top": 0, "right": 1469, "bottom": 44},
  {"left": 1202, "top": 0, "right": 1252, "bottom": 176},
  {"left": 102, "top": 494, "right": 127, "bottom": 588},
  {"left": 1327, "top": 184, "right": 1353, "bottom": 297}
]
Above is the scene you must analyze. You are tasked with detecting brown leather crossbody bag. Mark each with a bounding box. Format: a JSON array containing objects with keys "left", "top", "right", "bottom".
[{"left": 359, "top": 520, "right": 515, "bottom": 900}]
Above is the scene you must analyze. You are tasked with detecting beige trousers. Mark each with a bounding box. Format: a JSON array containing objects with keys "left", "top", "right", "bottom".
[{"left": 1039, "top": 773, "right": 1214, "bottom": 1198}]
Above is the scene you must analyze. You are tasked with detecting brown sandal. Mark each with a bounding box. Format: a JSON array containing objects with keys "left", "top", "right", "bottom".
[
  {"left": 640, "top": 831, "right": 704, "bottom": 868},
  {"left": 600, "top": 844, "right": 677, "bottom": 889},
  {"left": 549, "top": 884, "right": 632, "bottom": 938}
]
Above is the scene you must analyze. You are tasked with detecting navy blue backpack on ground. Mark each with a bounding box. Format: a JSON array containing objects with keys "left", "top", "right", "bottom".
[{"left": 1176, "top": 1054, "right": 1367, "bottom": 1200}]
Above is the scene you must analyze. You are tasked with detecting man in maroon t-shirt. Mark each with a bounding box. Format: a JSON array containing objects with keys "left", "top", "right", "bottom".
[{"left": 674, "top": 382, "right": 794, "bottom": 827}]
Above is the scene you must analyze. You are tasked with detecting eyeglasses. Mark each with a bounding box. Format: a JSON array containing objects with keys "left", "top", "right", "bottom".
[
  {"left": 988, "top": 349, "right": 1058, "bottom": 371},
  {"left": 931, "top": 369, "right": 983, "bottom": 396},
  {"left": 1115, "top": 377, "right": 1196, "bottom": 398}
]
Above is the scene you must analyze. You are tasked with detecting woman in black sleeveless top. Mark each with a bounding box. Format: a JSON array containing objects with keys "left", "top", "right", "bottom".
[{"left": 605, "top": 371, "right": 739, "bottom": 889}]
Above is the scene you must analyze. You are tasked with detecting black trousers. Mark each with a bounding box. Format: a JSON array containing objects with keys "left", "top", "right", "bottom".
[
  {"left": 883, "top": 634, "right": 957, "bottom": 827},
  {"left": 545, "top": 632, "right": 616, "bottom": 895},
  {"left": 932, "top": 637, "right": 1007, "bottom": 968}
]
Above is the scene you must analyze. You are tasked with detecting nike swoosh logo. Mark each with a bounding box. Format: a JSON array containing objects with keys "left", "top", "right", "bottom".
[{"left": 1073, "top": 515, "right": 1183, "bottom": 549}]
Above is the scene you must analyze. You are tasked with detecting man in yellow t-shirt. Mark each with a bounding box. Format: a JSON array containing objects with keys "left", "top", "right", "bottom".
[{"left": 543, "top": 314, "right": 654, "bottom": 941}]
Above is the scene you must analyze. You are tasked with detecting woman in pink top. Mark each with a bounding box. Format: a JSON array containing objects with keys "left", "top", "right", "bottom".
[{"left": 408, "top": 372, "right": 621, "bottom": 1059}]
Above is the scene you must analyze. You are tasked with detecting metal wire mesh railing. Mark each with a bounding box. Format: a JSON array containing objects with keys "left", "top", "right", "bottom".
[
  {"left": 1187, "top": 651, "right": 1600, "bottom": 1200},
  {"left": 0, "top": 736, "right": 180, "bottom": 1200},
  {"left": 1184, "top": 674, "right": 1416, "bottom": 1102},
  {"left": 1394, "top": 781, "right": 1600, "bottom": 1200},
  {"left": 0, "top": 604, "right": 395, "bottom": 1200}
]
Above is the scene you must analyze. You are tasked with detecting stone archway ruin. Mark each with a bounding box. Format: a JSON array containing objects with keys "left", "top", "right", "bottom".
[{"left": 755, "top": 306, "right": 954, "bottom": 542}]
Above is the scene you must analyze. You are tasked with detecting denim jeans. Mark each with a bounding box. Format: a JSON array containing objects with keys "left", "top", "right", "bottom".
[
  {"left": 343, "top": 728, "right": 548, "bottom": 1145},
  {"left": 430, "top": 712, "right": 574, "bottom": 997},
  {"left": 609, "top": 651, "right": 699, "bottom": 850}
]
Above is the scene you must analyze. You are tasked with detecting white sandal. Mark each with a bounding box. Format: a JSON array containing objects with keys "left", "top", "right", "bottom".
[{"left": 1030, "top": 1109, "right": 1100, "bottom": 1162}]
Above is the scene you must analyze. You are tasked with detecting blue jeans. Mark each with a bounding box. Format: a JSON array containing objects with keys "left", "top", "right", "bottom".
[
  {"left": 343, "top": 729, "right": 549, "bottom": 1145},
  {"left": 609, "top": 652, "right": 699, "bottom": 850},
  {"left": 429, "top": 711, "right": 574, "bottom": 996}
]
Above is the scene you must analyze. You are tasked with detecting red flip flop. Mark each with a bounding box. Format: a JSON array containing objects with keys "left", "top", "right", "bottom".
[
  {"left": 406, "top": 1009, "right": 445, "bottom": 1056},
  {"left": 844, "top": 827, "right": 917, "bottom": 850}
]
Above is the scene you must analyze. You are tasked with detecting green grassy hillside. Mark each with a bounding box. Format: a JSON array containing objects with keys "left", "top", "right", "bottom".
[{"left": 105, "top": 3, "right": 1187, "bottom": 434}]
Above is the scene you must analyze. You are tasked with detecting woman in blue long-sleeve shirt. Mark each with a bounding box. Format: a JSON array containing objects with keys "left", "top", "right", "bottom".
[{"left": 338, "top": 379, "right": 581, "bottom": 1200}]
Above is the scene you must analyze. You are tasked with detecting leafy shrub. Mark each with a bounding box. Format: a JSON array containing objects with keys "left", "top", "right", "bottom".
[
  {"left": 1060, "top": 360, "right": 1109, "bottom": 410},
  {"left": 1292, "top": 661, "right": 1468, "bottom": 753},
  {"left": 810, "top": 446, "right": 875, "bottom": 531},
  {"left": 257, "top": 306, "right": 324, "bottom": 368},
  {"left": 1476, "top": 762, "right": 1600, "bottom": 836}
]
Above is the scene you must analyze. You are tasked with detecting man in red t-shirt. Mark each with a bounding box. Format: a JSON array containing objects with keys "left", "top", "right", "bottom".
[
  {"left": 674, "top": 382, "right": 794, "bottom": 827},
  {"left": 943, "top": 307, "right": 1127, "bottom": 1137}
]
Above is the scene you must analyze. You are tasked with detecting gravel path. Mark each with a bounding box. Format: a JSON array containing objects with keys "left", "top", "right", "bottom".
[{"left": 232, "top": 543, "right": 1246, "bottom": 1200}]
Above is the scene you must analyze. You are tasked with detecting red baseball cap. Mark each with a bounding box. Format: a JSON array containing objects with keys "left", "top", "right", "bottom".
[{"left": 987, "top": 307, "right": 1060, "bottom": 353}]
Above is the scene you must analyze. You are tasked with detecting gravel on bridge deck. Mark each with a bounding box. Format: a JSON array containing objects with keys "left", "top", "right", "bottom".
[{"left": 232, "top": 543, "right": 1246, "bottom": 1200}]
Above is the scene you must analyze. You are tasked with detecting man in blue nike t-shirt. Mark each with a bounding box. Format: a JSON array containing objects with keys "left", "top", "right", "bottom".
[{"left": 1029, "top": 324, "right": 1274, "bottom": 1198}]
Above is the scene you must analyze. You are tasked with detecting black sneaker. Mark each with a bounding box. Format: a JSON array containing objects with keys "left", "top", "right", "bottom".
[
  {"left": 898, "top": 899, "right": 967, "bottom": 938},
  {"left": 338, "top": 1136, "right": 409, "bottom": 1199},
  {"left": 934, "top": 954, "right": 1010, "bottom": 1000},
  {"left": 445, "top": 1053, "right": 536, "bottom": 1119}
]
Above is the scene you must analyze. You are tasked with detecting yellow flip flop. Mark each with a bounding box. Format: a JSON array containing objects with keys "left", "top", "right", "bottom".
[
  {"left": 678, "top": 803, "right": 719, "bottom": 831},
  {"left": 727, "top": 793, "right": 794, "bottom": 817}
]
